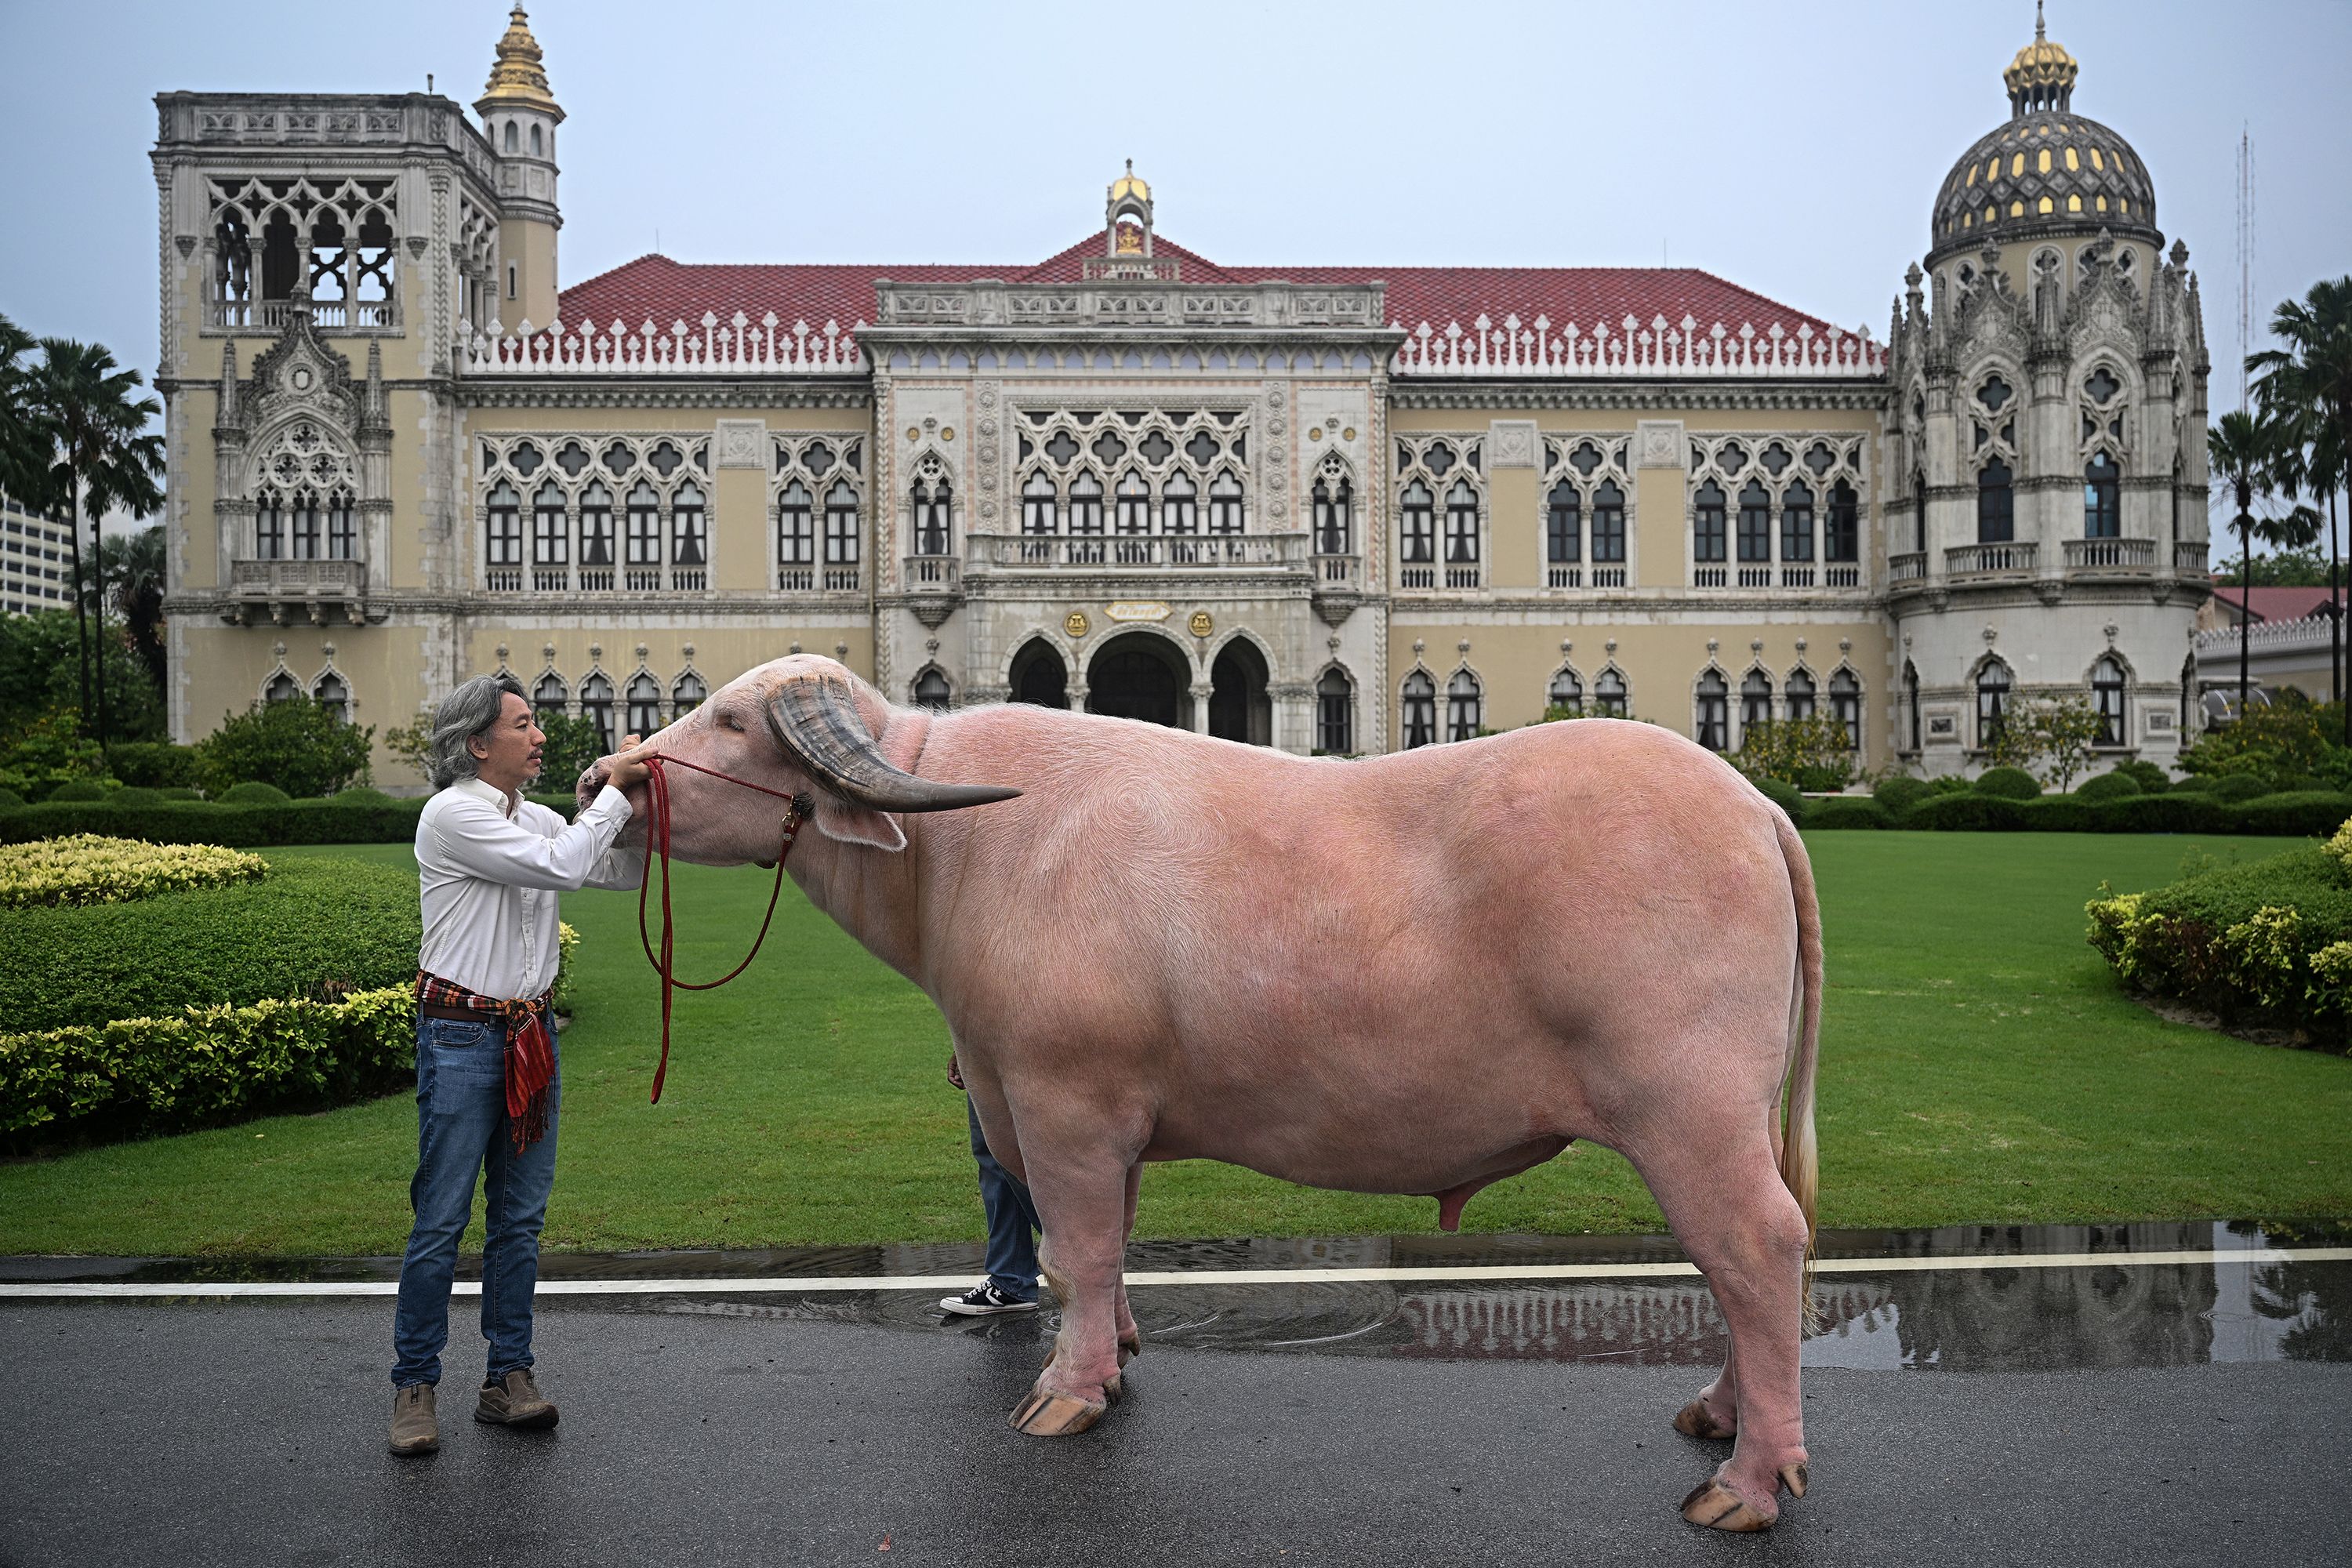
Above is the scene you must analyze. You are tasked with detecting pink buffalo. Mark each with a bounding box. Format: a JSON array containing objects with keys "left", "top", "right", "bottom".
[{"left": 587, "top": 654, "right": 1823, "bottom": 1532}]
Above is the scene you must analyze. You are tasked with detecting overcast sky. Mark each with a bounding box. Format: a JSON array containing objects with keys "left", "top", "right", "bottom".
[{"left": 3, "top": 0, "right": 2346, "bottom": 411}]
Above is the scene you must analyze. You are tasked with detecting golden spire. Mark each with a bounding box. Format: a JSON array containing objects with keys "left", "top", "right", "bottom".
[
  {"left": 1109, "top": 159, "right": 1150, "bottom": 205},
  {"left": 477, "top": 5, "right": 564, "bottom": 121},
  {"left": 2004, "top": 2, "right": 2078, "bottom": 115}
]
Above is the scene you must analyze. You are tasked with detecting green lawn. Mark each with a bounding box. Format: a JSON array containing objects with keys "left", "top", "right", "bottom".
[{"left": 3, "top": 833, "right": 2348, "bottom": 1256}]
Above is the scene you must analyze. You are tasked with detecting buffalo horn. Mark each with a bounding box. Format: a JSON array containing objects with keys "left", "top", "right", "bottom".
[{"left": 765, "top": 675, "right": 1021, "bottom": 813}]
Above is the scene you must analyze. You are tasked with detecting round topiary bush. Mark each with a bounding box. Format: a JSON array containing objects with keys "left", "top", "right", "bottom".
[
  {"left": 2207, "top": 773, "right": 2273, "bottom": 803},
  {"left": 1751, "top": 776, "right": 1804, "bottom": 819},
  {"left": 46, "top": 780, "right": 108, "bottom": 803},
  {"left": 331, "top": 786, "right": 397, "bottom": 807},
  {"left": 2169, "top": 773, "right": 2217, "bottom": 793},
  {"left": 0, "top": 786, "right": 24, "bottom": 810},
  {"left": 2074, "top": 771, "right": 2142, "bottom": 802},
  {"left": 2115, "top": 759, "right": 2171, "bottom": 794},
  {"left": 1975, "top": 767, "right": 2042, "bottom": 799},
  {"left": 105, "top": 786, "right": 168, "bottom": 809},
  {"left": 1873, "top": 775, "right": 1934, "bottom": 816},
  {"left": 219, "top": 780, "right": 293, "bottom": 805}
]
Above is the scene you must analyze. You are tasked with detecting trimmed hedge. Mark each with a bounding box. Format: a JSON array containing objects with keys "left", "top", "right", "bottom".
[
  {"left": 47, "top": 780, "right": 107, "bottom": 802},
  {"left": 0, "top": 985, "right": 417, "bottom": 1145},
  {"left": 2074, "top": 771, "right": 2143, "bottom": 802},
  {"left": 0, "top": 797, "right": 425, "bottom": 848},
  {"left": 1804, "top": 789, "right": 2352, "bottom": 836},
  {"left": 1976, "top": 766, "right": 2042, "bottom": 800},
  {"left": 0, "top": 835, "right": 267, "bottom": 910},
  {"left": 1753, "top": 777, "right": 1803, "bottom": 819},
  {"left": 2206, "top": 774, "right": 2274, "bottom": 804},
  {"left": 0, "top": 856, "right": 420, "bottom": 1033},
  {"left": 1805, "top": 796, "right": 1894, "bottom": 829},
  {"left": 1872, "top": 775, "right": 1935, "bottom": 815},
  {"left": 219, "top": 780, "right": 292, "bottom": 805}
]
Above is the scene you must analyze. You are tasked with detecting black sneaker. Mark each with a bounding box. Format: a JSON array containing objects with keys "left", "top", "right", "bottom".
[{"left": 939, "top": 1282, "right": 1039, "bottom": 1316}]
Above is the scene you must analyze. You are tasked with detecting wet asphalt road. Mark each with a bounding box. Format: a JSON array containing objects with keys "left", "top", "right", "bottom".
[{"left": 3, "top": 1297, "right": 2345, "bottom": 1567}]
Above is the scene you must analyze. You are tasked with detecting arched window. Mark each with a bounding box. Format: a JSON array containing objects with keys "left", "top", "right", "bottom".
[
  {"left": 579, "top": 482, "right": 614, "bottom": 572},
  {"left": 1737, "top": 481, "right": 1772, "bottom": 564},
  {"left": 323, "top": 491, "right": 354, "bottom": 560},
  {"left": 1162, "top": 470, "right": 1197, "bottom": 535},
  {"left": 1591, "top": 480, "right": 1626, "bottom": 565},
  {"left": 264, "top": 671, "right": 300, "bottom": 704},
  {"left": 1316, "top": 667, "right": 1354, "bottom": 754},
  {"left": 1740, "top": 669, "right": 1775, "bottom": 735},
  {"left": 312, "top": 671, "right": 348, "bottom": 724},
  {"left": 824, "top": 481, "right": 860, "bottom": 578},
  {"left": 1399, "top": 481, "right": 1435, "bottom": 567},
  {"left": 1548, "top": 668, "right": 1583, "bottom": 717},
  {"left": 532, "top": 672, "right": 567, "bottom": 724},
  {"left": 1784, "top": 669, "right": 1817, "bottom": 722},
  {"left": 2092, "top": 655, "right": 2127, "bottom": 746},
  {"left": 1546, "top": 483, "right": 1581, "bottom": 566},
  {"left": 1595, "top": 667, "right": 1629, "bottom": 718},
  {"left": 1312, "top": 476, "right": 1353, "bottom": 556},
  {"left": 579, "top": 673, "right": 615, "bottom": 750},
  {"left": 1443, "top": 481, "right": 1480, "bottom": 564},
  {"left": 288, "top": 488, "right": 321, "bottom": 560},
  {"left": 1693, "top": 481, "right": 1727, "bottom": 564},
  {"left": 671, "top": 481, "right": 708, "bottom": 569},
  {"left": 625, "top": 481, "right": 661, "bottom": 572},
  {"left": 672, "top": 671, "right": 706, "bottom": 716},
  {"left": 1401, "top": 671, "right": 1436, "bottom": 750},
  {"left": 1022, "top": 471, "right": 1059, "bottom": 535},
  {"left": 532, "top": 482, "right": 568, "bottom": 567},
  {"left": 913, "top": 668, "right": 952, "bottom": 713},
  {"left": 1208, "top": 470, "right": 1246, "bottom": 535},
  {"left": 775, "top": 481, "right": 815, "bottom": 580},
  {"left": 1069, "top": 471, "right": 1105, "bottom": 536},
  {"left": 1830, "top": 670, "right": 1862, "bottom": 750},
  {"left": 503, "top": 120, "right": 517, "bottom": 153},
  {"left": 1978, "top": 459, "right": 2014, "bottom": 543},
  {"left": 529, "top": 122, "right": 542, "bottom": 156},
  {"left": 1905, "top": 661, "right": 1922, "bottom": 752},
  {"left": 1446, "top": 670, "right": 1483, "bottom": 742},
  {"left": 1695, "top": 670, "right": 1730, "bottom": 751},
  {"left": 1115, "top": 471, "right": 1150, "bottom": 535},
  {"left": 1976, "top": 660, "right": 2012, "bottom": 749},
  {"left": 914, "top": 477, "right": 953, "bottom": 555},
  {"left": 1780, "top": 481, "right": 1816, "bottom": 563},
  {"left": 626, "top": 672, "right": 662, "bottom": 736},
  {"left": 2180, "top": 653, "right": 2195, "bottom": 736},
  {"left": 1914, "top": 471, "right": 1929, "bottom": 553},
  {"left": 1827, "top": 480, "right": 1859, "bottom": 564},
  {"left": 485, "top": 482, "right": 521, "bottom": 572},
  {"left": 2084, "top": 452, "right": 2121, "bottom": 539}
]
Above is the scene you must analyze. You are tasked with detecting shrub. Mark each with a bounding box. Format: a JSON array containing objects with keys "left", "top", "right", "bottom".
[
  {"left": 536, "top": 712, "right": 609, "bottom": 798},
  {"left": 47, "top": 779, "right": 107, "bottom": 802},
  {"left": 525, "top": 792, "right": 579, "bottom": 820},
  {"left": 0, "top": 798, "right": 424, "bottom": 849},
  {"left": 104, "top": 742, "right": 201, "bottom": 789},
  {"left": 332, "top": 786, "right": 397, "bottom": 807},
  {"left": 2208, "top": 773, "right": 2274, "bottom": 804},
  {"left": 2115, "top": 759, "right": 2172, "bottom": 794},
  {"left": 1905, "top": 793, "right": 2031, "bottom": 831},
  {"left": 107, "top": 786, "right": 167, "bottom": 809},
  {"left": 0, "top": 856, "right": 420, "bottom": 1033},
  {"left": 1976, "top": 766, "right": 2042, "bottom": 800},
  {"left": 2235, "top": 792, "right": 2352, "bottom": 838},
  {"left": 2074, "top": 771, "right": 2143, "bottom": 802},
  {"left": 1872, "top": 775, "right": 1934, "bottom": 817},
  {"left": 0, "top": 710, "right": 103, "bottom": 789},
  {"left": 2169, "top": 773, "right": 2218, "bottom": 793},
  {"left": 196, "top": 694, "right": 373, "bottom": 797},
  {"left": 2176, "top": 693, "right": 2350, "bottom": 788},
  {"left": 220, "top": 780, "right": 292, "bottom": 805},
  {"left": 0, "top": 834, "right": 268, "bottom": 909},
  {"left": 0, "top": 985, "right": 417, "bottom": 1146},
  {"left": 1803, "top": 797, "right": 1893, "bottom": 829},
  {"left": 0, "top": 786, "right": 22, "bottom": 810},
  {"left": 157, "top": 786, "right": 201, "bottom": 800},
  {"left": 2083, "top": 793, "right": 2235, "bottom": 834},
  {"left": 1795, "top": 765, "right": 1848, "bottom": 793},
  {"left": 1734, "top": 714, "right": 1856, "bottom": 790},
  {"left": 1752, "top": 776, "right": 1804, "bottom": 820}
]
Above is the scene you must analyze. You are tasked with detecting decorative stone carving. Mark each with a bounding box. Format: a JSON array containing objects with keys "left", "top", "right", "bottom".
[
  {"left": 714, "top": 418, "right": 765, "bottom": 468},
  {"left": 1636, "top": 419, "right": 1686, "bottom": 469},
  {"left": 1486, "top": 419, "right": 1537, "bottom": 469}
]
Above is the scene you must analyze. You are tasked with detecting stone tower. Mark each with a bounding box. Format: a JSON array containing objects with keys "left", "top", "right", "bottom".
[{"left": 475, "top": 5, "right": 564, "bottom": 332}]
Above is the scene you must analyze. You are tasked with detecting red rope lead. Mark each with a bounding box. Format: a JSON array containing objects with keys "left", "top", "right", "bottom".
[{"left": 633, "top": 754, "right": 810, "bottom": 1103}]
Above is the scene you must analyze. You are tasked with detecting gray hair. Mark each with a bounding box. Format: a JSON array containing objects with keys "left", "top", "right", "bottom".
[{"left": 426, "top": 674, "right": 528, "bottom": 789}]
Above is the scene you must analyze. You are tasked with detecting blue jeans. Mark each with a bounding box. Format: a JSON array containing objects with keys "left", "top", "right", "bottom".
[
  {"left": 969, "top": 1096, "right": 1040, "bottom": 1301},
  {"left": 390, "top": 1014, "right": 561, "bottom": 1389}
]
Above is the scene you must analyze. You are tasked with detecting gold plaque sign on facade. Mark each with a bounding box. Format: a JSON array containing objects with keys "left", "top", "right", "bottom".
[
  {"left": 1105, "top": 601, "right": 1171, "bottom": 622},
  {"left": 1064, "top": 610, "right": 1091, "bottom": 638},
  {"left": 1188, "top": 610, "right": 1214, "bottom": 638}
]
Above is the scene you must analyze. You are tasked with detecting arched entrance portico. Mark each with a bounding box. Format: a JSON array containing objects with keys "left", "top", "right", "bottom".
[
  {"left": 1210, "top": 638, "right": 1272, "bottom": 745},
  {"left": 1085, "top": 630, "right": 1192, "bottom": 729},
  {"left": 1009, "top": 637, "right": 1069, "bottom": 708}
]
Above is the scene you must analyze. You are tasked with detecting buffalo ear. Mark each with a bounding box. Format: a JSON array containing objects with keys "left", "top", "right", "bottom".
[{"left": 809, "top": 795, "right": 906, "bottom": 852}]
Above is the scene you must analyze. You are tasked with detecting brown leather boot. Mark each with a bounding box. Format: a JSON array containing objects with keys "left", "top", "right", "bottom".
[
  {"left": 388, "top": 1384, "right": 438, "bottom": 1455},
  {"left": 474, "top": 1367, "right": 559, "bottom": 1429}
]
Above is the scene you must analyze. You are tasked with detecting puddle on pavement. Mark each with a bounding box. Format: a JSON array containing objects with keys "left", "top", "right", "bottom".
[{"left": 12, "top": 1218, "right": 2345, "bottom": 1371}]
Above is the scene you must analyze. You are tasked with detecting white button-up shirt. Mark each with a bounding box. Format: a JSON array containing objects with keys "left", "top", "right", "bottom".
[{"left": 416, "top": 776, "right": 642, "bottom": 1000}]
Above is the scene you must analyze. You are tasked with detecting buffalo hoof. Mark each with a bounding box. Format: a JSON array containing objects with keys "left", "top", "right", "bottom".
[
  {"left": 1672, "top": 1398, "right": 1737, "bottom": 1441},
  {"left": 1679, "top": 1479, "right": 1775, "bottom": 1533},
  {"left": 1009, "top": 1386, "right": 1108, "bottom": 1438},
  {"left": 1117, "top": 1329, "right": 1142, "bottom": 1368}
]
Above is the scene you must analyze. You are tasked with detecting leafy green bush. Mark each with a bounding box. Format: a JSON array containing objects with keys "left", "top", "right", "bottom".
[
  {"left": 1795, "top": 765, "right": 1848, "bottom": 793},
  {"left": 0, "top": 834, "right": 267, "bottom": 909},
  {"left": 219, "top": 780, "right": 292, "bottom": 805},
  {"left": 2175, "top": 692, "right": 2350, "bottom": 789},
  {"left": 1752, "top": 776, "right": 1804, "bottom": 820},
  {"left": 1976, "top": 766, "right": 2042, "bottom": 800},
  {"left": 2234, "top": 792, "right": 2352, "bottom": 837},
  {"left": 1906, "top": 793, "right": 2031, "bottom": 830},
  {"left": 1872, "top": 775, "right": 1934, "bottom": 817},
  {"left": 0, "top": 786, "right": 22, "bottom": 810},
  {"left": 2115, "top": 759, "right": 2172, "bottom": 794},
  {"left": 47, "top": 779, "right": 107, "bottom": 802},
  {"left": 1803, "top": 797, "right": 1893, "bottom": 829},
  {"left": 2074, "top": 771, "right": 2143, "bottom": 802},
  {"left": 107, "top": 786, "right": 166, "bottom": 809},
  {"left": 196, "top": 694, "right": 372, "bottom": 797},
  {"left": 2079, "top": 793, "right": 2236, "bottom": 834},
  {"left": 0, "top": 710, "right": 103, "bottom": 789},
  {"left": 331, "top": 786, "right": 397, "bottom": 806},
  {"left": 0, "top": 855, "right": 419, "bottom": 1033},
  {"left": 158, "top": 786, "right": 201, "bottom": 800},
  {"left": 104, "top": 742, "right": 201, "bottom": 789},
  {"left": 536, "top": 711, "right": 608, "bottom": 798},
  {"left": 0, "top": 798, "right": 424, "bottom": 848},
  {"left": 2169, "top": 773, "right": 2218, "bottom": 793},
  {"left": 0, "top": 985, "right": 417, "bottom": 1146},
  {"left": 2208, "top": 773, "right": 2274, "bottom": 803}
]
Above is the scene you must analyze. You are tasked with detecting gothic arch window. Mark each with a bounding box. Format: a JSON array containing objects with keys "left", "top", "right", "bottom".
[
  {"left": 913, "top": 667, "right": 952, "bottom": 713},
  {"left": 485, "top": 482, "right": 522, "bottom": 574},
  {"left": 1693, "top": 481, "right": 1727, "bottom": 564},
  {"left": 289, "top": 488, "right": 321, "bottom": 559},
  {"left": 823, "top": 481, "right": 860, "bottom": 582},
  {"left": 1904, "top": 660, "right": 1922, "bottom": 752},
  {"left": 1162, "top": 470, "right": 1197, "bottom": 535},
  {"left": 2084, "top": 452, "right": 2122, "bottom": 539},
  {"left": 579, "top": 482, "right": 614, "bottom": 575},
  {"left": 1446, "top": 670, "right": 1483, "bottom": 743},
  {"left": 532, "top": 482, "right": 568, "bottom": 570},
  {"left": 1400, "top": 670, "right": 1436, "bottom": 750},
  {"left": 311, "top": 671, "right": 348, "bottom": 724},
  {"left": 914, "top": 473, "right": 953, "bottom": 555},
  {"left": 2092, "top": 655, "right": 2128, "bottom": 746},
  {"left": 625, "top": 481, "right": 661, "bottom": 585},
  {"left": 532, "top": 671, "right": 568, "bottom": 723},
  {"left": 1695, "top": 670, "right": 1730, "bottom": 752},
  {"left": 503, "top": 121, "right": 518, "bottom": 153},
  {"left": 1830, "top": 669, "right": 1862, "bottom": 750},
  {"left": 1592, "top": 480, "right": 1626, "bottom": 567},
  {"left": 1069, "top": 471, "right": 1105, "bottom": 536},
  {"left": 1115, "top": 470, "right": 1151, "bottom": 536},
  {"left": 1399, "top": 481, "right": 1436, "bottom": 575},
  {"left": 1208, "top": 470, "right": 1246, "bottom": 535},
  {"left": 1595, "top": 666, "right": 1629, "bottom": 718},
  {"left": 672, "top": 670, "right": 706, "bottom": 716},
  {"left": 1827, "top": 481, "right": 1859, "bottom": 564},
  {"left": 254, "top": 491, "right": 287, "bottom": 561},
  {"left": 1546, "top": 482, "right": 1581, "bottom": 569},
  {"left": 1316, "top": 666, "right": 1355, "bottom": 754},
  {"left": 263, "top": 671, "right": 300, "bottom": 705},
  {"left": 327, "top": 489, "right": 356, "bottom": 560},
  {"left": 1977, "top": 459, "right": 2015, "bottom": 543},
  {"left": 671, "top": 482, "right": 709, "bottom": 571},
  {"left": 1312, "top": 471, "right": 1354, "bottom": 557},
  {"left": 777, "top": 481, "right": 815, "bottom": 581},
  {"left": 1737, "top": 481, "right": 1773, "bottom": 565},
  {"left": 1443, "top": 481, "right": 1480, "bottom": 569},
  {"left": 529, "top": 123, "right": 543, "bottom": 156},
  {"left": 1914, "top": 471, "right": 1929, "bottom": 553},
  {"left": 1976, "top": 659, "right": 2013, "bottom": 750},
  {"left": 1740, "top": 668, "right": 1775, "bottom": 736},
  {"left": 579, "top": 672, "right": 615, "bottom": 750},
  {"left": 1784, "top": 668, "right": 1817, "bottom": 722},
  {"left": 1548, "top": 666, "right": 1584, "bottom": 717},
  {"left": 1022, "top": 471, "right": 1059, "bottom": 536},
  {"left": 626, "top": 672, "right": 663, "bottom": 736},
  {"left": 1781, "top": 481, "right": 1816, "bottom": 564}
]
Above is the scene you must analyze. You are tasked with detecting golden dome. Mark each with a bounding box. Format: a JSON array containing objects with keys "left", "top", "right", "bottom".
[
  {"left": 2003, "top": 3, "right": 2078, "bottom": 114},
  {"left": 1109, "top": 159, "right": 1150, "bottom": 205},
  {"left": 476, "top": 5, "right": 564, "bottom": 121}
]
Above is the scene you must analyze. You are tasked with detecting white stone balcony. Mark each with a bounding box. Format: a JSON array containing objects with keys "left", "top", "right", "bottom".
[
  {"left": 2064, "top": 537, "right": 2158, "bottom": 572},
  {"left": 226, "top": 557, "right": 371, "bottom": 624},
  {"left": 1945, "top": 541, "right": 2038, "bottom": 579}
]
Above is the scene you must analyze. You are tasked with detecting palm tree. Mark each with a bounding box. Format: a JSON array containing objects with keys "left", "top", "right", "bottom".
[
  {"left": 2210, "top": 409, "right": 2285, "bottom": 721},
  {"left": 25, "top": 339, "right": 164, "bottom": 744},
  {"left": 72, "top": 525, "right": 168, "bottom": 698},
  {"left": 2251, "top": 277, "right": 2352, "bottom": 743},
  {"left": 0, "top": 314, "right": 46, "bottom": 510}
]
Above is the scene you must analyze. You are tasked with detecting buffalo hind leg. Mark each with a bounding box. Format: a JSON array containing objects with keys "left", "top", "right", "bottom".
[
  {"left": 1627, "top": 1127, "right": 1811, "bottom": 1530},
  {"left": 1113, "top": 1161, "right": 1142, "bottom": 1367},
  {"left": 1009, "top": 1145, "right": 1134, "bottom": 1437}
]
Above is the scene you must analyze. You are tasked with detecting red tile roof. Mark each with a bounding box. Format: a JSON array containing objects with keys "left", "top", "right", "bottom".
[
  {"left": 556, "top": 237, "right": 1857, "bottom": 342},
  {"left": 2210, "top": 586, "right": 2347, "bottom": 624}
]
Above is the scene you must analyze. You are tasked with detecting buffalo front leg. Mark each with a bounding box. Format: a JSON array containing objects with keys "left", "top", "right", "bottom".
[
  {"left": 1627, "top": 1127, "right": 1812, "bottom": 1531},
  {"left": 1009, "top": 1146, "right": 1134, "bottom": 1438}
]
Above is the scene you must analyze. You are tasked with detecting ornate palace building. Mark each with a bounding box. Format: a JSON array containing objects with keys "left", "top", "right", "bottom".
[{"left": 152, "top": 8, "right": 2211, "bottom": 785}]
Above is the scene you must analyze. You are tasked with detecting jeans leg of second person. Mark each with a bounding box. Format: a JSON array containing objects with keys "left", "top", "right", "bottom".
[
  {"left": 968, "top": 1095, "right": 1041, "bottom": 1301},
  {"left": 481, "top": 1033, "right": 561, "bottom": 1381},
  {"left": 390, "top": 1015, "right": 503, "bottom": 1389}
]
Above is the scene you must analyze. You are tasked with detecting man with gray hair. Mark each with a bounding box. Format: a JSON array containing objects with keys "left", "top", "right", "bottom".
[{"left": 388, "top": 673, "right": 652, "bottom": 1456}]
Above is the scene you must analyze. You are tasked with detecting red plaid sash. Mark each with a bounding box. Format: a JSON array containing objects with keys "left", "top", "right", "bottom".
[{"left": 415, "top": 971, "right": 556, "bottom": 1153}]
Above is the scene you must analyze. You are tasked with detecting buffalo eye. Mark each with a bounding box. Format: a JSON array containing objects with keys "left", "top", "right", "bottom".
[{"left": 720, "top": 712, "right": 745, "bottom": 733}]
